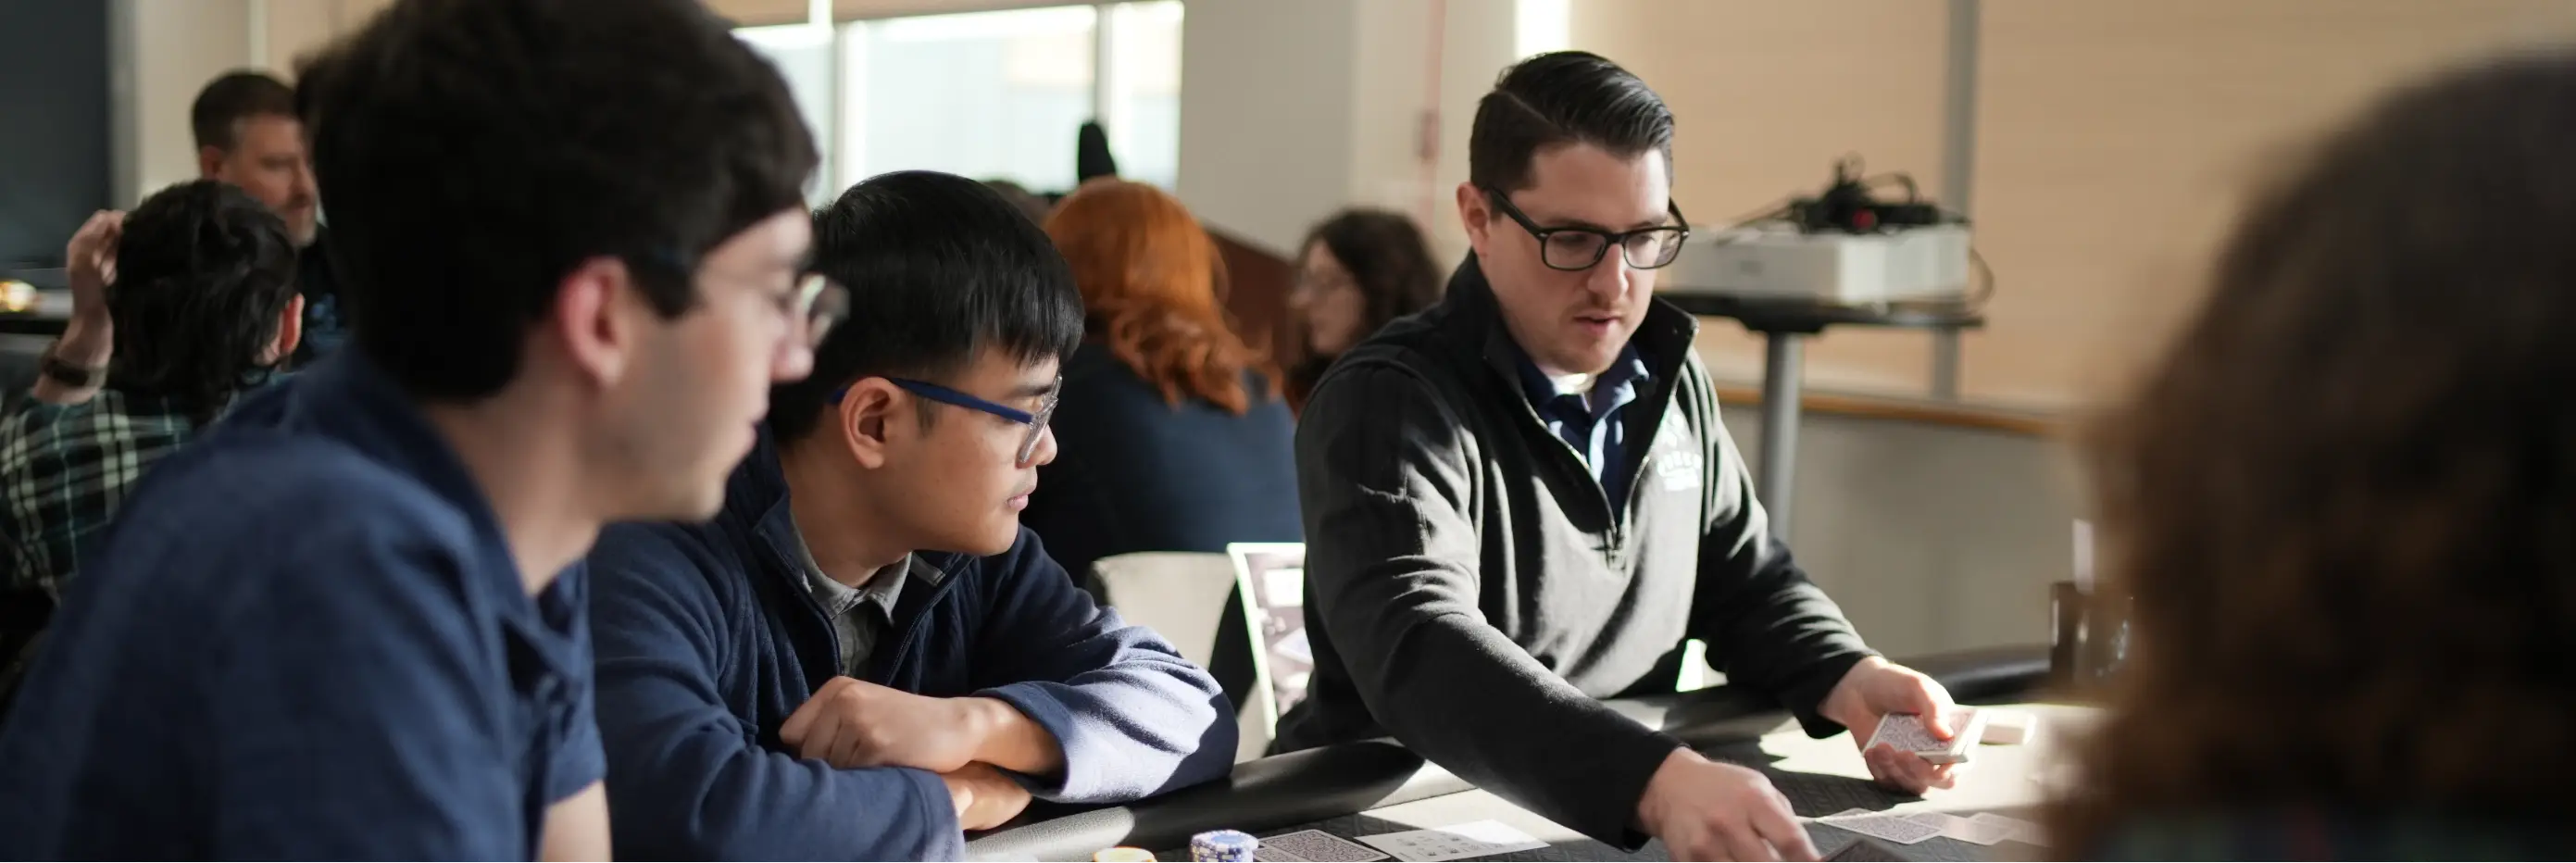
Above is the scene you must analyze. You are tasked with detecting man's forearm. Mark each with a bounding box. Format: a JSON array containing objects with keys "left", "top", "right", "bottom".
[
  {"left": 963, "top": 696, "right": 1065, "bottom": 776},
  {"left": 1328, "top": 597, "right": 1684, "bottom": 848}
]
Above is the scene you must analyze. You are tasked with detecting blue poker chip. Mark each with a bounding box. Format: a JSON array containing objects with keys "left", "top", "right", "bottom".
[{"left": 1189, "top": 829, "right": 1257, "bottom": 862}]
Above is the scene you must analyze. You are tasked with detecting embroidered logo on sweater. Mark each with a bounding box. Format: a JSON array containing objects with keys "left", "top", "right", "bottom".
[{"left": 1651, "top": 413, "right": 1703, "bottom": 491}]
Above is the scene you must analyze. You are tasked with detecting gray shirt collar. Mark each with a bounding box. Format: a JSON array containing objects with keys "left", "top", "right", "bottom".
[
  {"left": 789, "top": 532, "right": 952, "bottom": 616},
  {"left": 793, "top": 538, "right": 910, "bottom": 619}
]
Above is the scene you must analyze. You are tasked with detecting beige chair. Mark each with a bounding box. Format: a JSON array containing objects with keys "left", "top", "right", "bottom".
[
  {"left": 1089, "top": 552, "right": 1270, "bottom": 762},
  {"left": 1089, "top": 552, "right": 1237, "bottom": 669}
]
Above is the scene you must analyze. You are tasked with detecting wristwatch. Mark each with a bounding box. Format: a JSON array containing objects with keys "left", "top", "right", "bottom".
[{"left": 37, "top": 344, "right": 105, "bottom": 388}]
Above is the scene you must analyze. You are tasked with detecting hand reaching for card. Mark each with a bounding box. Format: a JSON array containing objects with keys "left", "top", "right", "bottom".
[
  {"left": 1819, "top": 657, "right": 1964, "bottom": 794},
  {"left": 1635, "top": 749, "right": 1819, "bottom": 861}
]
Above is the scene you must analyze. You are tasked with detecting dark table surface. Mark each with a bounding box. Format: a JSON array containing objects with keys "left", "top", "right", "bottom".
[{"left": 1136, "top": 706, "right": 2079, "bottom": 863}]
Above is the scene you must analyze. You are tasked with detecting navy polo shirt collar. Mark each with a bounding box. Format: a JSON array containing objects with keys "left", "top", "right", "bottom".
[
  {"left": 1509, "top": 342, "right": 1650, "bottom": 424},
  {"left": 1504, "top": 338, "right": 1653, "bottom": 507},
  {"left": 291, "top": 353, "right": 585, "bottom": 658}
]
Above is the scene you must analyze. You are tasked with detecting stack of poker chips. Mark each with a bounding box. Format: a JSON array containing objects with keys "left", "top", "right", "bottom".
[{"left": 1189, "top": 830, "right": 1257, "bottom": 862}]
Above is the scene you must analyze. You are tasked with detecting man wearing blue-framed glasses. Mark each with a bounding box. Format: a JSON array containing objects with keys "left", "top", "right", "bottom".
[{"left": 582, "top": 170, "right": 1234, "bottom": 860}]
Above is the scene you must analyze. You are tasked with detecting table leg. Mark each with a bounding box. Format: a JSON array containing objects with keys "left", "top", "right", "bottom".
[
  {"left": 1931, "top": 327, "right": 1961, "bottom": 399},
  {"left": 1757, "top": 334, "right": 1805, "bottom": 538}
]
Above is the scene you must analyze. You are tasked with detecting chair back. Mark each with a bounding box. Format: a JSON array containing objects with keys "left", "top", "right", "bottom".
[{"left": 1089, "top": 552, "right": 1239, "bottom": 669}]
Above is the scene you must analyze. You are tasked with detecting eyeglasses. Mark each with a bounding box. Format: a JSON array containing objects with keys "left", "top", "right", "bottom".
[
  {"left": 788, "top": 272, "right": 850, "bottom": 351},
  {"left": 625, "top": 247, "right": 849, "bottom": 351},
  {"left": 1481, "top": 186, "right": 1692, "bottom": 271},
  {"left": 831, "top": 376, "right": 1062, "bottom": 465}
]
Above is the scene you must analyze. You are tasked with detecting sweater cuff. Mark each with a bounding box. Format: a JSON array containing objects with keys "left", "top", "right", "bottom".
[
  {"left": 903, "top": 767, "right": 970, "bottom": 860},
  {"left": 1586, "top": 728, "right": 1693, "bottom": 851},
  {"left": 1783, "top": 649, "right": 1879, "bottom": 739}
]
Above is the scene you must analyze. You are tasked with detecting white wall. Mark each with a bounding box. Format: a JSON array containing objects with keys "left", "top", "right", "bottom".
[
  {"left": 1344, "top": 0, "right": 1439, "bottom": 232},
  {"left": 1720, "top": 404, "right": 2081, "bottom": 657},
  {"left": 261, "top": 0, "right": 384, "bottom": 74},
  {"left": 1173, "top": 0, "right": 1360, "bottom": 256},
  {"left": 123, "top": 0, "right": 254, "bottom": 202},
  {"left": 1175, "top": 0, "right": 1532, "bottom": 263},
  {"left": 1420, "top": 0, "right": 1516, "bottom": 266}
]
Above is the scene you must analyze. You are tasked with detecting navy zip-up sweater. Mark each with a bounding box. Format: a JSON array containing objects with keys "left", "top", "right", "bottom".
[{"left": 586, "top": 433, "right": 1237, "bottom": 860}]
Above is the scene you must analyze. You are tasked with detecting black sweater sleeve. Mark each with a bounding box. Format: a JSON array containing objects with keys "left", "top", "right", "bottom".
[{"left": 1683, "top": 370, "right": 1879, "bottom": 738}]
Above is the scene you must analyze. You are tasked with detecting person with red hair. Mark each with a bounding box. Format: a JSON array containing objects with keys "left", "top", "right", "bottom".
[{"left": 1031, "top": 180, "right": 1300, "bottom": 714}]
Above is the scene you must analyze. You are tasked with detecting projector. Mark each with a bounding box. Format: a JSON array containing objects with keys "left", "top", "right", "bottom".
[{"left": 1659, "top": 223, "right": 1973, "bottom": 304}]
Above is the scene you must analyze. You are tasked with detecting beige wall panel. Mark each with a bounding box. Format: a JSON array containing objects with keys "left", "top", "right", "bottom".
[
  {"left": 1970, "top": 0, "right": 2576, "bottom": 408},
  {"left": 1573, "top": 0, "right": 1953, "bottom": 396}
]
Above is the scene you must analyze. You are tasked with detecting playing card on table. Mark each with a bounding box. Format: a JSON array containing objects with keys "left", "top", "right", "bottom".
[
  {"left": 1816, "top": 812, "right": 1943, "bottom": 844},
  {"left": 1355, "top": 820, "right": 1547, "bottom": 862},
  {"left": 1902, "top": 812, "right": 2013, "bottom": 845},
  {"left": 1256, "top": 830, "right": 1392, "bottom": 862}
]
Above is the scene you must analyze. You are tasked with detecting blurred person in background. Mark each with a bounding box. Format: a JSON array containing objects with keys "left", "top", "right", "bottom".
[
  {"left": 0, "top": 180, "right": 302, "bottom": 707},
  {"left": 1031, "top": 179, "right": 1299, "bottom": 715},
  {"left": 2046, "top": 48, "right": 2576, "bottom": 859},
  {"left": 14, "top": 71, "right": 335, "bottom": 408},
  {"left": 192, "top": 70, "right": 344, "bottom": 364},
  {"left": 2, "top": 181, "right": 302, "bottom": 595},
  {"left": 1285, "top": 207, "right": 1443, "bottom": 411}
]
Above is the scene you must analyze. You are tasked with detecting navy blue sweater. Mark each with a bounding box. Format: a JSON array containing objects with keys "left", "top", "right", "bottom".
[{"left": 586, "top": 434, "right": 1237, "bottom": 860}]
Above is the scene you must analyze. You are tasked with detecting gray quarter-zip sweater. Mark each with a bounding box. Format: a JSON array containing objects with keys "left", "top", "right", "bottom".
[{"left": 1273, "top": 255, "right": 1878, "bottom": 849}]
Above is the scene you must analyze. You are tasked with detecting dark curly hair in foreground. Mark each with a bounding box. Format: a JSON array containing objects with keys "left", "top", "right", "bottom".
[{"left": 2048, "top": 48, "right": 2576, "bottom": 852}]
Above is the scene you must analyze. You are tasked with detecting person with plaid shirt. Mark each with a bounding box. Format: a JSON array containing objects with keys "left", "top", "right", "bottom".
[
  {"left": 0, "top": 180, "right": 302, "bottom": 698},
  {"left": 0, "top": 392, "right": 198, "bottom": 594}
]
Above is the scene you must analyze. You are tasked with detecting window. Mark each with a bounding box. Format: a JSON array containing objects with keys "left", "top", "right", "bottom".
[
  {"left": 735, "top": 22, "right": 839, "bottom": 206},
  {"left": 1099, "top": 1, "right": 1183, "bottom": 191},
  {"left": 844, "top": 6, "right": 1096, "bottom": 194},
  {"left": 739, "top": 2, "right": 1183, "bottom": 205}
]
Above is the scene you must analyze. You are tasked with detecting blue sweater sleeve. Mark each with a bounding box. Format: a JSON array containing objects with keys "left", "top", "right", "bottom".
[
  {"left": 587, "top": 525, "right": 963, "bottom": 860},
  {"left": 966, "top": 532, "right": 1238, "bottom": 803},
  {"left": 206, "top": 516, "right": 531, "bottom": 859}
]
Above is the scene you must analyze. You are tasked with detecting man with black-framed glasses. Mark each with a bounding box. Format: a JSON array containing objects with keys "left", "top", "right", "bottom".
[
  {"left": 583, "top": 170, "right": 1234, "bottom": 860},
  {"left": 1279, "top": 51, "right": 1962, "bottom": 863}
]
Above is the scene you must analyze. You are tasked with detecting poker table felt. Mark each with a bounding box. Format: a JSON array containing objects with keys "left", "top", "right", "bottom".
[{"left": 965, "top": 646, "right": 2070, "bottom": 862}]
